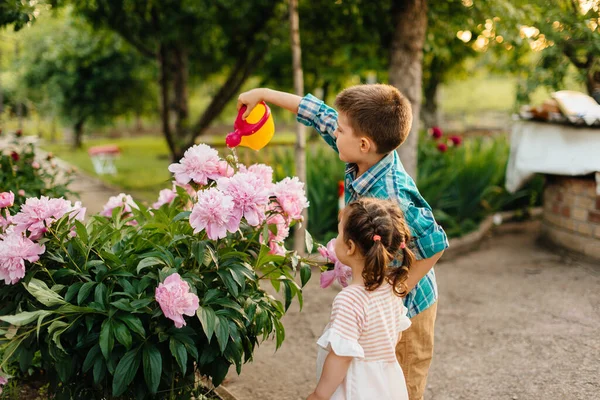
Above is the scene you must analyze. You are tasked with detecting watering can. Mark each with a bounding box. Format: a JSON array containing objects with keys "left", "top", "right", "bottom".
[{"left": 226, "top": 101, "right": 275, "bottom": 150}]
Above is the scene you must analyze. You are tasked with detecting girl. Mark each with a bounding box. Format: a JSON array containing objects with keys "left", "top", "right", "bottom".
[{"left": 308, "top": 198, "right": 415, "bottom": 400}]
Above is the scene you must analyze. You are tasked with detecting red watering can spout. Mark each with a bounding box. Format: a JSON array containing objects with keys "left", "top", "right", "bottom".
[{"left": 226, "top": 102, "right": 274, "bottom": 151}]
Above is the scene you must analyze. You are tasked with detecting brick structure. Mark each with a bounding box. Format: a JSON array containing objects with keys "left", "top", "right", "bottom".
[{"left": 542, "top": 175, "right": 600, "bottom": 260}]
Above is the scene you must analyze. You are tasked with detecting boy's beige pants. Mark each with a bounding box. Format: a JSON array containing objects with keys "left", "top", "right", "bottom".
[{"left": 395, "top": 301, "right": 438, "bottom": 400}]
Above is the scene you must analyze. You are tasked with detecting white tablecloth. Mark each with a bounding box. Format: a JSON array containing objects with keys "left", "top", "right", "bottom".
[{"left": 505, "top": 121, "right": 600, "bottom": 193}]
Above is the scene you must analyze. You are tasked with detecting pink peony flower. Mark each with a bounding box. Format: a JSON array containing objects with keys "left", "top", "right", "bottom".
[
  {"left": 32, "top": 161, "right": 40, "bottom": 169},
  {"left": 430, "top": 126, "right": 443, "bottom": 139},
  {"left": 261, "top": 211, "right": 290, "bottom": 255},
  {"left": 318, "top": 239, "right": 352, "bottom": 289},
  {"left": 0, "top": 210, "right": 12, "bottom": 231},
  {"left": 0, "top": 374, "right": 7, "bottom": 394},
  {"left": 101, "top": 193, "right": 138, "bottom": 217},
  {"left": 12, "top": 197, "right": 78, "bottom": 240},
  {"left": 168, "top": 144, "right": 222, "bottom": 186},
  {"left": 152, "top": 188, "right": 177, "bottom": 209},
  {"left": 18, "top": 190, "right": 25, "bottom": 197},
  {"left": 437, "top": 143, "right": 448, "bottom": 153},
  {"left": 239, "top": 164, "right": 274, "bottom": 187},
  {"left": 0, "top": 233, "right": 45, "bottom": 284},
  {"left": 155, "top": 273, "right": 199, "bottom": 328},
  {"left": 190, "top": 188, "right": 240, "bottom": 240},
  {"left": 217, "top": 172, "right": 270, "bottom": 226},
  {"left": 10, "top": 152, "right": 19, "bottom": 162},
  {"left": 217, "top": 160, "right": 235, "bottom": 178},
  {"left": 0, "top": 192, "right": 14, "bottom": 208},
  {"left": 271, "top": 177, "right": 309, "bottom": 222}
]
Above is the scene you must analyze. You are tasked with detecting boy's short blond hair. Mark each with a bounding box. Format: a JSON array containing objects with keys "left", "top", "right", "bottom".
[{"left": 334, "top": 84, "right": 412, "bottom": 154}]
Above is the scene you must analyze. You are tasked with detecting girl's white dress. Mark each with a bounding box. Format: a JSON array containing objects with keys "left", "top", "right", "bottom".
[{"left": 316, "top": 283, "right": 411, "bottom": 400}]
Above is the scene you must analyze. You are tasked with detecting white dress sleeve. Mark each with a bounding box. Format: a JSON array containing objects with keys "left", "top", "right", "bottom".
[{"left": 317, "top": 290, "right": 365, "bottom": 359}]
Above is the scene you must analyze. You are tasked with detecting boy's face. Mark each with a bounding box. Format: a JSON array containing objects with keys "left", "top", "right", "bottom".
[{"left": 334, "top": 112, "right": 368, "bottom": 163}]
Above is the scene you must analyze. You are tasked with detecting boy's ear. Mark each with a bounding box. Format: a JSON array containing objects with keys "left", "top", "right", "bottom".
[{"left": 359, "top": 137, "right": 375, "bottom": 153}]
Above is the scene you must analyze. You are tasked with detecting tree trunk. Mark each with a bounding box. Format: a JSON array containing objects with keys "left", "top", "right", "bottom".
[
  {"left": 388, "top": 0, "right": 428, "bottom": 180},
  {"left": 290, "top": 0, "right": 307, "bottom": 255},
  {"left": 421, "top": 66, "right": 441, "bottom": 130},
  {"left": 173, "top": 47, "right": 190, "bottom": 136},
  {"left": 73, "top": 119, "right": 85, "bottom": 149},
  {"left": 158, "top": 46, "right": 179, "bottom": 160}
]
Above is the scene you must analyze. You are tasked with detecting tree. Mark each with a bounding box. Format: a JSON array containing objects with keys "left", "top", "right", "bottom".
[
  {"left": 51, "top": 0, "right": 286, "bottom": 160},
  {"left": 289, "top": 0, "right": 307, "bottom": 253},
  {"left": 20, "top": 15, "right": 152, "bottom": 147}
]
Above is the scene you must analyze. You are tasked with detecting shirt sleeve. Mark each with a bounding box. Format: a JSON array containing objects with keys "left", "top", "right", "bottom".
[
  {"left": 316, "top": 289, "right": 365, "bottom": 358},
  {"left": 403, "top": 203, "right": 449, "bottom": 260},
  {"left": 296, "top": 94, "right": 339, "bottom": 152}
]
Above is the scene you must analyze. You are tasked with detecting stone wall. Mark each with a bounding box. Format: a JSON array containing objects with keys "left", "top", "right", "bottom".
[{"left": 542, "top": 175, "right": 600, "bottom": 260}]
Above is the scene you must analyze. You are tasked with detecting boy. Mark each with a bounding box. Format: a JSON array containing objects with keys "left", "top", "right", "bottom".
[{"left": 238, "top": 85, "right": 448, "bottom": 400}]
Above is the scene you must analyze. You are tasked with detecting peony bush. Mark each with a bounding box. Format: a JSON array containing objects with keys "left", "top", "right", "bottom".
[
  {"left": 0, "top": 130, "right": 75, "bottom": 216},
  {"left": 0, "top": 144, "right": 315, "bottom": 399}
]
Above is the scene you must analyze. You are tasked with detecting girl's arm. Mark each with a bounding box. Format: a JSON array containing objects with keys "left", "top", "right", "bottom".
[
  {"left": 237, "top": 88, "right": 302, "bottom": 119},
  {"left": 307, "top": 352, "right": 353, "bottom": 400}
]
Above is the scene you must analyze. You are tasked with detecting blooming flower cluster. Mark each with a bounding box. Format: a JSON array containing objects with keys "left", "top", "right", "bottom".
[
  {"left": 428, "top": 126, "right": 462, "bottom": 153},
  {"left": 170, "top": 145, "right": 308, "bottom": 256},
  {"left": 0, "top": 195, "right": 85, "bottom": 285}
]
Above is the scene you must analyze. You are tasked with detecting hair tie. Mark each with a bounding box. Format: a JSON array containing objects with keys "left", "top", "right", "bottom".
[
  {"left": 400, "top": 241, "right": 406, "bottom": 249},
  {"left": 373, "top": 234, "right": 381, "bottom": 242}
]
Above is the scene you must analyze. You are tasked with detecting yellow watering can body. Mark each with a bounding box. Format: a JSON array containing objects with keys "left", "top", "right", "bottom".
[{"left": 226, "top": 102, "right": 274, "bottom": 151}]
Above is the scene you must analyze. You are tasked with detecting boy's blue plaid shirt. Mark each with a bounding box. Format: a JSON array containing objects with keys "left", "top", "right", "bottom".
[{"left": 297, "top": 94, "right": 449, "bottom": 317}]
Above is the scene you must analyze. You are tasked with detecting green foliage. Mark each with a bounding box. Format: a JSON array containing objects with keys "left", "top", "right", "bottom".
[
  {"left": 18, "top": 11, "right": 155, "bottom": 137},
  {"left": 0, "top": 147, "right": 315, "bottom": 398},
  {"left": 0, "top": 133, "right": 74, "bottom": 214},
  {"left": 418, "top": 132, "right": 543, "bottom": 237}
]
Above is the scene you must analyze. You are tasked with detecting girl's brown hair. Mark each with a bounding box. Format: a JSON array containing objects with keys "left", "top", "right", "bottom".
[{"left": 342, "top": 198, "right": 415, "bottom": 296}]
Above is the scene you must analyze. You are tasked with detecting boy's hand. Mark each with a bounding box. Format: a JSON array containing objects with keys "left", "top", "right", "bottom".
[{"left": 237, "top": 88, "right": 266, "bottom": 119}]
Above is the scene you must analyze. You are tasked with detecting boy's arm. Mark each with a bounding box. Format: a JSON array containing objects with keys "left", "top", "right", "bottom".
[
  {"left": 238, "top": 88, "right": 339, "bottom": 152},
  {"left": 237, "top": 88, "right": 302, "bottom": 118},
  {"left": 307, "top": 352, "right": 352, "bottom": 400},
  {"left": 405, "top": 251, "right": 444, "bottom": 293}
]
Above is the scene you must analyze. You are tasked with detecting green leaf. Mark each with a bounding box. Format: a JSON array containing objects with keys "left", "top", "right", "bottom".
[
  {"left": 215, "top": 316, "right": 230, "bottom": 353},
  {"left": 130, "top": 298, "right": 153, "bottom": 309},
  {"left": 77, "top": 282, "right": 97, "bottom": 305},
  {"left": 196, "top": 306, "right": 216, "bottom": 341},
  {"left": 0, "top": 310, "right": 52, "bottom": 326},
  {"left": 83, "top": 344, "right": 101, "bottom": 373},
  {"left": 173, "top": 211, "right": 191, "bottom": 222},
  {"left": 169, "top": 338, "right": 188, "bottom": 375},
  {"left": 73, "top": 220, "right": 88, "bottom": 244},
  {"left": 282, "top": 280, "right": 293, "bottom": 312},
  {"left": 142, "top": 345, "right": 162, "bottom": 395},
  {"left": 112, "top": 320, "right": 132, "bottom": 350},
  {"left": 117, "top": 314, "right": 145, "bottom": 338},
  {"left": 110, "top": 299, "right": 134, "bottom": 312},
  {"left": 136, "top": 257, "right": 165, "bottom": 274},
  {"left": 48, "top": 320, "right": 69, "bottom": 352},
  {"left": 112, "top": 348, "right": 141, "bottom": 396},
  {"left": 300, "top": 264, "right": 312, "bottom": 287},
  {"left": 25, "top": 279, "right": 66, "bottom": 307},
  {"left": 305, "top": 230, "right": 314, "bottom": 253},
  {"left": 99, "top": 319, "right": 114, "bottom": 360},
  {"left": 93, "top": 357, "right": 106, "bottom": 384},
  {"left": 94, "top": 283, "right": 107, "bottom": 308},
  {"left": 65, "top": 282, "right": 83, "bottom": 303}
]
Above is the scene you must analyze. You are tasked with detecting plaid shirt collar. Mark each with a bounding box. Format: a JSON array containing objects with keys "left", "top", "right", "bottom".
[{"left": 346, "top": 151, "right": 396, "bottom": 196}]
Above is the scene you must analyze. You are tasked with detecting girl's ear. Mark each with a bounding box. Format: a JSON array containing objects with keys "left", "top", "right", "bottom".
[{"left": 346, "top": 239, "right": 358, "bottom": 256}]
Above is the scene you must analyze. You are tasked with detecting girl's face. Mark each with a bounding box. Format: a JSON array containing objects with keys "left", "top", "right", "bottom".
[{"left": 335, "top": 210, "right": 356, "bottom": 266}]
